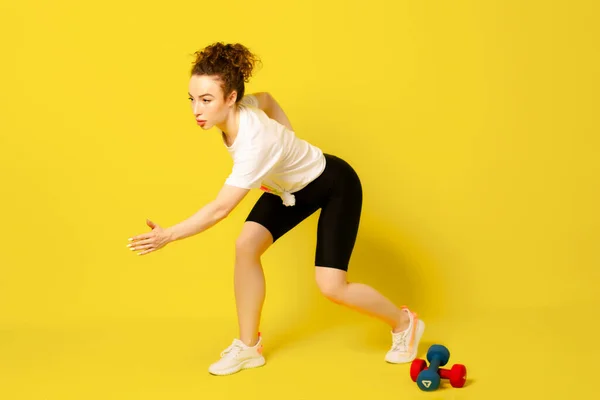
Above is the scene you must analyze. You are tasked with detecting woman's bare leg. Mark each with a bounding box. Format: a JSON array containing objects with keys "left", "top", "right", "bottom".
[
  {"left": 314, "top": 266, "right": 409, "bottom": 332},
  {"left": 234, "top": 222, "right": 273, "bottom": 346}
]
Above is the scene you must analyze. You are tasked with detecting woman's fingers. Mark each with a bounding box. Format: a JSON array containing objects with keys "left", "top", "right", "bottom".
[
  {"left": 129, "top": 232, "right": 154, "bottom": 242},
  {"left": 127, "top": 238, "right": 153, "bottom": 249},
  {"left": 127, "top": 236, "right": 156, "bottom": 256},
  {"left": 129, "top": 243, "right": 153, "bottom": 252},
  {"left": 128, "top": 241, "right": 154, "bottom": 256},
  {"left": 127, "top": 224, "right": 166, "bottom": 255}
]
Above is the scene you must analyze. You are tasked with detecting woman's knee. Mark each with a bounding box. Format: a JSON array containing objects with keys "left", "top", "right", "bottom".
[
  {"left": 235, "top": 222, "right": 273, "bottom": 259},
  {"left": 315, "top": 267, "right": 347, "bottom": 303}
]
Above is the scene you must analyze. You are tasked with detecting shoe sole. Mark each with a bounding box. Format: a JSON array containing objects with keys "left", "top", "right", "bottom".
[
  {"left": 385, "top": 319, "right": 426, "bottom": 364},
  {"left": 208, "top": 356, "right": 266, "bottom": 376}
]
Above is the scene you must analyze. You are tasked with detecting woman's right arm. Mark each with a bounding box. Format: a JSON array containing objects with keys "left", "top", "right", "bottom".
[{"left": 251, "top": 92, "right": 294, "bottom": 131}]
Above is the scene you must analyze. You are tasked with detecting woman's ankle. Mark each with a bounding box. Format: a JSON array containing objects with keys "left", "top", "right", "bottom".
[
  {"left": 240, "top": 332, "right": 260, "bottom": 347},
  {"left": 392, "top": 308, "right": 411, "bottom": 333}
]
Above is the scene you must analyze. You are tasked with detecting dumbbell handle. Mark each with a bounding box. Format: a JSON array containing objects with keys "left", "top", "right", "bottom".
[
  {"left": 437, "top": 367, "right": 453, "bottom": 379},
  {"left": 423, "top": 365, "right": 459, "bottom": 379},
  {"left": 427, "top": 358, "right": 442, "bottom": 372}
]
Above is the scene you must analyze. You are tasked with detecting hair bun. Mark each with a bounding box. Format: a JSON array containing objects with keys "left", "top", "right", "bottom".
[
  {"left": 193, "top": 42, "right": 261, "bottom": 82},
  {"left": 190, "top": 42, "right": 262, "bottom": 102}
]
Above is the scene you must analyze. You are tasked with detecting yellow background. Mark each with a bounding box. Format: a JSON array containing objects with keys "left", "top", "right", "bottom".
[{"left": 1, "top": 0, "right": 598, "bottom": 398}]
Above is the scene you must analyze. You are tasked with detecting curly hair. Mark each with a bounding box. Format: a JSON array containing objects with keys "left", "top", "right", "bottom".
[{"left": 190, "top": 42, "right": 261, "bottom": 103}]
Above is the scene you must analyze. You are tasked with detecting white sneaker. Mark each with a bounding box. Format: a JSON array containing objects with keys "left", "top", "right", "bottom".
[
  {"left": 385, "top": 307, "right": 425, "bottom": 363},
  {"left": 208, "top": 333, "right": 266, "bottom": 376}
]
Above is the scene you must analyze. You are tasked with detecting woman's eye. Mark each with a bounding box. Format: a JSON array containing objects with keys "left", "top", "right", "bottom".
[{"left": 188, "top": 97, "right": 210, "bottom": 103}]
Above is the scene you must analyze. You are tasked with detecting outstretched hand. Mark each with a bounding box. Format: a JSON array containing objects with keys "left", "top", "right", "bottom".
[{"left": 127, "top": 219, "right": 172, "bottom": 256}]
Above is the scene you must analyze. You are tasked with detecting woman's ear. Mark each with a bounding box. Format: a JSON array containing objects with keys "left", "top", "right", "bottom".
[{"left": 227, "top": 90, "right": 238, "bottom": 105}]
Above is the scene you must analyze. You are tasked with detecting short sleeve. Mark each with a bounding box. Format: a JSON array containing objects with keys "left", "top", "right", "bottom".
[
  {"left": 239, "top": 94, "right": 259, "bottom": 108},
  {"left": 225, "top": 139, "right": 280, "bottom": 189}
]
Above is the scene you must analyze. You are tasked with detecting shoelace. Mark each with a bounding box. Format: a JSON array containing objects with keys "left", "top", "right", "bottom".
[
  {"left": 391, "top": 332, "right": 409, "bottom": 351},
  {"left": 220, "top": 341, "right": 244, "bottom": 358}
]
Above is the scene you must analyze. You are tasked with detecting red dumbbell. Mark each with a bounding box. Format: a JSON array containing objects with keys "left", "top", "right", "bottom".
[{"left": 410, "top": 358, "right": 467, "bottom": 388}]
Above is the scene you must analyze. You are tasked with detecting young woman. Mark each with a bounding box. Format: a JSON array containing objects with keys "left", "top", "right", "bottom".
[{"left": 127, "top": 42, "right": 425, "bottom": 376}]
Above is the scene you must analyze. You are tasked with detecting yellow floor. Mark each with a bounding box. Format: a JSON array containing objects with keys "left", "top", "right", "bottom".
[{"left": 1, "top": 304, "right": 595, "bottom": 400}]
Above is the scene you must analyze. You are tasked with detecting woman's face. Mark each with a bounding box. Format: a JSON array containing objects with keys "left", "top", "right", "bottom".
[{"left": 188, "top": 74, "right": 236, "bottom": 130}]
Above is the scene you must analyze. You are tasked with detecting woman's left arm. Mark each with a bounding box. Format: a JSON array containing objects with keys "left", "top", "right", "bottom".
[
  {"left": 127, "top": 185, "right": 250, "bottom": 255},
  {"left": 165, "top": 185, "right": 250, "bottom": 242}
]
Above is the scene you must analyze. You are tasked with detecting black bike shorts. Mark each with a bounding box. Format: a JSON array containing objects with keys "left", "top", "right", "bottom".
[{"left": 245, "top": 153, "right": 363, "bottom": 271}]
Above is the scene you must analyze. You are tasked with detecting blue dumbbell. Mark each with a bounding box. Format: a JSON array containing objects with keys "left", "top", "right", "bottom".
[{"left": 416, "top": 344, "right": 451, "bottom": 391}]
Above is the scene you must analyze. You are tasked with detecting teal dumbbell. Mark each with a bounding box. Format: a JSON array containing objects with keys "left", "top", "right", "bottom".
[
  {"left": 413, "top": 344, "right": 463, "bottom": 391},
  {"left": 411, "top": 345, "right": 467, "bottom": 391}
]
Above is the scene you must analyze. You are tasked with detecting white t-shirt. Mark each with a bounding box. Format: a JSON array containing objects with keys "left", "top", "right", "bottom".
[{"left": 223, "top": 94, "right": 326, "bottom": 206}]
